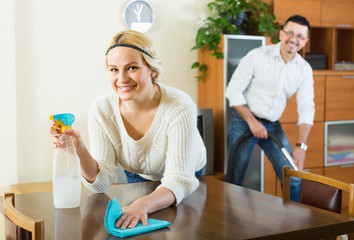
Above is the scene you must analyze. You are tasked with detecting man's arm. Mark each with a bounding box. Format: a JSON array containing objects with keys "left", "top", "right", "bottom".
[
  {"left": 234, "top": 105, "right": 268, "bottom": 138},
  {"left": 292, "top": 123, "right": 312, "bottom": 170},
  {"left": 236, "top": 105, "right": 313, "bottom": 170}
]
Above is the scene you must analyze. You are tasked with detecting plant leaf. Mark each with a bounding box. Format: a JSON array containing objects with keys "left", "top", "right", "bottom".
[{"left": 191, "top": 62, "right": 200, "bottom": 69}]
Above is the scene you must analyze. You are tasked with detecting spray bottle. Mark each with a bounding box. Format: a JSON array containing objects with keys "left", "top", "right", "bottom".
[{"left": 50, "top": 113, "right": 81, "bottom": 208}]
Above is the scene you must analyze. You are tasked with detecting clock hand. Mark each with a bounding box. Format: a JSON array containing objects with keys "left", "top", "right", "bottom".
[{"left": 133, "top": 4, "right": 143, "bottom": 22}]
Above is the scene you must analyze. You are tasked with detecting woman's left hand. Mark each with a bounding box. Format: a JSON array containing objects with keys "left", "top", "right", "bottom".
[
  {"left": 115, "top": 199, "right": 149, "bottom": 229},
  {"left": 115, "top": 187, "right": 175, "bottom": 229}
]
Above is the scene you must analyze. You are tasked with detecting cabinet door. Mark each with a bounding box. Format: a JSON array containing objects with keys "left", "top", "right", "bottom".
[
  {"left": 263, "top": 159, "right": 277, "bottom": 196},
  {"left": 280, "top": 76, "right": 324, "bottom": 123},
  {"left": 324, "top": 165, "right": 354, "bottom": 210},
  {"left": 282, "top": 122, "right": 324, "bottom": 169},
  {"left": 325, "top": 75, "right": 354, "bottom": 121},
  {"left": 273, "top": 0, "right": 321, "bottom": 26},
  {"left": 321, "top": 0, "right": 354, "bottom": 27}
]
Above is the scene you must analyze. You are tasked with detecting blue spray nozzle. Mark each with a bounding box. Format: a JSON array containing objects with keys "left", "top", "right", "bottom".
[{"left": 50, "top": 113, "right": 75, "bottom": 133}]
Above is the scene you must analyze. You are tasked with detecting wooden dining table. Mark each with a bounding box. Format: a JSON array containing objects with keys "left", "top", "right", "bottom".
[{"left": 1, "top": 176, "right": 354, "bottom": 240}]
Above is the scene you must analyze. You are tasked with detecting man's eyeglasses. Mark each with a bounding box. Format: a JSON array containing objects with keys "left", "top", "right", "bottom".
[{"left": 282, "top": 29, "right": 308, "bottom": 41}]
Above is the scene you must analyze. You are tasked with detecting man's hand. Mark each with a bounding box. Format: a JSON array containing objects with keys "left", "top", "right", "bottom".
[
  {"left": 292, "top": 124, "right": 312, "bottom": 170},
  {"left": 233, "top": 105, "right": 268, "bottom": 139},
  {"left": 292, "top": 147, "right": 306, "bottom": 170},
  {"left": 249, "top": 120, "right": 268, "bottom": 138}
]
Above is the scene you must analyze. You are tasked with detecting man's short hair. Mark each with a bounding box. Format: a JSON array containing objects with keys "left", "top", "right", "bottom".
[{"left": 283, "top": 15, "right": 310, "bottom": 32}]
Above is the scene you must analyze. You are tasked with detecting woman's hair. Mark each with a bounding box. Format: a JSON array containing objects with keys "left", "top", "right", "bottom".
[{"left": 105, "top": 30, "right": 163, "bottom": 82}]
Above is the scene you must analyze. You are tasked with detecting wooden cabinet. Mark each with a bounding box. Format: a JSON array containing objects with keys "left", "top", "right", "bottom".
[
  {"left": 282, "top": 122, "right": 324, "bottom": 168},
  {"left": 274, "top": 0, "right": 354, "bottom": 28},
  {"left": 324, "top": 165, "right": 354, "bottom": 183},
  {"left": 324, "top": 165, "right": 354, "bottom": 209},
  {"left": 198, "top": 44, "right": 224, "bottom": 172},
  {"left": 321, "top": 0, "right": 354, "bottom": 27},
  {"left": 273, "top": 0, "right": 321, "bottom": 26},
  {"left": 263, "top": 159, "right": 277, "bottom": 195},
  {"left": 306, "top": 27, "right": 335, "bottom": 69},
  {"left": 305, "top": 27, "right": 354, "bottom": 70},
  {"left": 325, "top": 75, "right": 354, "bottom": 121}
]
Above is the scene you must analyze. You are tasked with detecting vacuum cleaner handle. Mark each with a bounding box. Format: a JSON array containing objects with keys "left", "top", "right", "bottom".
[
  {"left": 267, "top": 132, "right": 299, "bottom": 171},
  {"left": 227, "top": 131, "right": 298, "bottom": 171}
]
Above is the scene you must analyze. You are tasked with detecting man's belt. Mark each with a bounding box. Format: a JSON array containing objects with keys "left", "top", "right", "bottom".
[{"left": 254, "top": 116, "right": 278, "bottom": 124}]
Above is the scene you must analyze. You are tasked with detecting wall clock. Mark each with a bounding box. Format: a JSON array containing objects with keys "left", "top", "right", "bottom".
[{"left": 122, "top": 0, "right": 154, "bottom": 33}]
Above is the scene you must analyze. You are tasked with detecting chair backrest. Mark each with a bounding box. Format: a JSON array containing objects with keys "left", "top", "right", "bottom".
[
  {"left": 282, "top": 166, "right": 354, "bottom": 218},
  {"left": 3, "top": 192, "right": 44, "bottom": 240}
]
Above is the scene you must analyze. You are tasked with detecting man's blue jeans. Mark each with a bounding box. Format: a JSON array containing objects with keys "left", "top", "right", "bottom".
[
  {"left": 124, "top": 169, "right": 204, "bottom": 183},
  {"left": 227, "top": 109, "right": 301, "bottom": 202}
]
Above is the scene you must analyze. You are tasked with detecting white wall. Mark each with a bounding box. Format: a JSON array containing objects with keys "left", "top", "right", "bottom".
[
  {"left": 0, "top": 0, "right": 210, "bottom": 188},
  {"left": 0, "top": 0, "right": 17, "bottom": 189}
]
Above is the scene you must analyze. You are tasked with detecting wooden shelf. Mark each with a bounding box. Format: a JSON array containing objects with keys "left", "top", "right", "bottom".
[{"left": 313, "top": 70, "right": 354, "bottom": 76}]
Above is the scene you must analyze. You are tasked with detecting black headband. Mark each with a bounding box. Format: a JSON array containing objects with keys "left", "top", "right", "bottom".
[{"left": 105, "top": 43, "right": 153, "bottom": 59}]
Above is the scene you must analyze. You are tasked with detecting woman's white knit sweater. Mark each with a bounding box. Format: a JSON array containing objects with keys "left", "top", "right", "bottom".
[{"left": 82, "top": 83, "right": 206, "bottom": 204}]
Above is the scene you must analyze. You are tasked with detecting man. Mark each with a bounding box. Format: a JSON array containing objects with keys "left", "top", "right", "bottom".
[{"left": 225, "top": 15, "right": 314, "bottom": 201}]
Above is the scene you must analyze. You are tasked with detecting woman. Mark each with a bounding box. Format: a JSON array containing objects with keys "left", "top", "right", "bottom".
[{"left": 49, "top": 30, "right": 206, "bottom": 230}]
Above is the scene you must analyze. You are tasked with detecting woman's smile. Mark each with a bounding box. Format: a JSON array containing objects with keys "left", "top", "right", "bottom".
[{"left": 118, "top": 85, "right": 137, "bottom": 92}]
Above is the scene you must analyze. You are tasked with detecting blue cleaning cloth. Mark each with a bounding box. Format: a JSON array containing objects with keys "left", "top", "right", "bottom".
[{"left": 104, "top": 198, "right": 171, "bottom": 238}]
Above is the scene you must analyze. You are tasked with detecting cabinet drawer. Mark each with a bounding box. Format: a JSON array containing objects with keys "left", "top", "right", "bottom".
[
  {"left": 325, "top": 76, "right": 354, "bottom": 121},
  {"left": 325, "top": 165, "right": 354, "bottom": 183},
  {"left": 280, "top": 76, "right": 324, "bottom": 123},
  {"left": 274, "top": 0, "right": 321, "bottom": 26},
  {"left": 321, "top": 0, "right": 354, "bottom": 27}
]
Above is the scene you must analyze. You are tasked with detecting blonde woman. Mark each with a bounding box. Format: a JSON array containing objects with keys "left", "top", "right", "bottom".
[{"left": 49, "top": 30, "right": 206, "bottom": 229}]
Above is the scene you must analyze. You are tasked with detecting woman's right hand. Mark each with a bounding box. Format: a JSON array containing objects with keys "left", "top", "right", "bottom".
[
  {"left": 49, "top": 120, "right": 99, "bottom": 183},
  {"left": 48, "top": 120, "right": 84, "bottom": 150},
  {"left": 49, "top": 120, "right": 63, "bottom": 149}
]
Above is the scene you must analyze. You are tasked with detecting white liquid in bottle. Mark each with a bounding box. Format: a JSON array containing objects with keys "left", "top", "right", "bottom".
[
  {"left": 53, "top": 177, "right": 81, "bottom": 208},
  {"left": 53, "top": 134, "right": 81, "bottom": 209}
]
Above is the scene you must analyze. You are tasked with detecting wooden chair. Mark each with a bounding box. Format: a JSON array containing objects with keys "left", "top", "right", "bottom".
[
  {"left": 3, "top": 192, "right": 44, "bottom": 240},
  {"left": 282, "top": 166, "right": 354, "bottom": 240}
]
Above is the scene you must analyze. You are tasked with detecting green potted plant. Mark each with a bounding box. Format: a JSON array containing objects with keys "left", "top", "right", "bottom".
[
  {"left": 191, "top": 0, "right": 281, "bottom": 83},
  {"left": 250, "top": 0, "right": 280, "bottom": 43}
]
